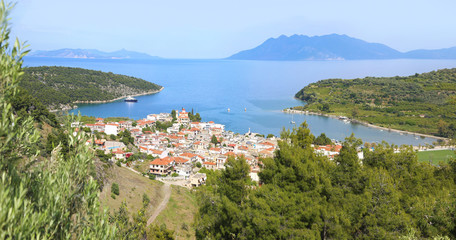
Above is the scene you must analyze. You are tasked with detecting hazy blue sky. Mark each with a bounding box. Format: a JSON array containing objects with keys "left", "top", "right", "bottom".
[{"left": 11, "top": 0, "right": 456, "bottom": 58}]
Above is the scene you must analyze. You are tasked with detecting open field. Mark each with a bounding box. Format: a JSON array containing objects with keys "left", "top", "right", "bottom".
[
  {"left": 155, "top": 186, "right": 198, "bottom": 240},
  {"left": 417, "top": 149, "right": 456, "bottom": 165},
  {"left": 99, "top": 165, "right": 164, "bottom": 218}
]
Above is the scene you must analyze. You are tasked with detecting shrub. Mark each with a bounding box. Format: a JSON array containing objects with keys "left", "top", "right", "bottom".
[
  {"left": 111, "top": 183, "right": 120, "bottom": 196},
  {"left": 142, "top": 193, "right": 150, "bottom": 207}
]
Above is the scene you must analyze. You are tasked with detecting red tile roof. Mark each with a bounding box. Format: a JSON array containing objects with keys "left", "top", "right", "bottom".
[
  {"left": 180, "top": 152, "right": 197, "bottom": 158},
  {"left": 174, "top": 157, "right": 189, "bottom": 164},
  {"left": 150, "top": 157, "right": 174, "bottom": 165}
]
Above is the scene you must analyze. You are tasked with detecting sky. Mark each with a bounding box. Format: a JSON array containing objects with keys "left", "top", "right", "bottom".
[{"left": 11, "top": 0, "right": 456, "bottom": 59}]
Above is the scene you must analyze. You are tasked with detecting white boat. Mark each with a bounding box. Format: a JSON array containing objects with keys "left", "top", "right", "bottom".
[{"left": 124, "top": 96, "right": 137, "bottom": 102}]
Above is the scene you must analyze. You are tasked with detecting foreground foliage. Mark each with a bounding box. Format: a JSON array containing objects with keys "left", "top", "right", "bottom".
[
  {"left": 0, "top": 3, "right": 117, "bottom": 238},
  {"left": 195, "top": 122, "right": 456, "bottom": 239},
  {"left": 294, "top": 69, "right": 456, "bottom": 137},
  {"left": 0, "top": 3, "right": 178, "bottom": 238}
]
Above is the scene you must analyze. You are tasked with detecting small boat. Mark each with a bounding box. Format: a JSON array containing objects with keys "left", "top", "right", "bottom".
[
  {"left": 124, "top": 96, "right": 137, "bottom": 102},
  {"left": 244, "top": 108, "right": 247, "bottom": 112},
  {"left": 290, "top": 114, "right": 295, "bottom": 124},
  {"left": 227, "top": 108, "right": 230, "bottom": 112}
]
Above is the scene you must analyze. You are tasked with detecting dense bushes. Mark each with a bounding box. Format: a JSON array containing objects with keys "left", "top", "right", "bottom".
[{"left": 195, "top": 122, "right": 456, "bottom": 239}]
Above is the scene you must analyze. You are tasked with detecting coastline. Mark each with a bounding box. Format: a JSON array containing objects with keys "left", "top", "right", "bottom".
[
  {"left": 282, "top": 108, "right": 448, "bottom": 142},
  {"left": 72, "top": 86, "right": 164, "bottom": 104},
  {"left": 49, "top": 87, "right": 164, "bottom": 112}
]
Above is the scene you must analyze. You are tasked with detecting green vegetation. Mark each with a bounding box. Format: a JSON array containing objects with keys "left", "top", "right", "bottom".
[
  {"left": 0, "top": 2, "right": 116, "bottom": 237},
  {"left": 313, "top": 132, "right": 332, "bottom": 145},
  {"left": 100, "top": 166, "right": 163, "bottom": 219},
  {"left": 156, "top": 186, "right": 198, "bottom": 239},
  {"left": 118, "top": 129, "right": 135, "bottom": 145},
  {"left": 211, "top": 135, "right": 218, "bottom": 145},
  {"left": 195, "top": 122, "right": 456, "bottom": 239},
  {"left": 188, "top": 112, "right": 201, "bottom": 122},
  {"left": 417, "top": 150, "right": 456, "bottom": 165},
  {"left": 19, "top": 66, "right": 162, "bottom": 109},
  {"left": 111, "top": 182, "right": 120, "bottom": 195},
  {"left": 156, "top": 121, "right": 173, "bottom": 132},
  {"left": 294, "top": 69, "right": 456, "bottom": 137},
  {"left": 0, "top": 4, "right": 179, "bottom": 238}
]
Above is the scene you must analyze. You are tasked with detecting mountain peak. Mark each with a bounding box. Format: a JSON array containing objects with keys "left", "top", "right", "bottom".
[
  {"left": 228, "top": 34, "right": 400, "bottom": 61},
  {"left": 228, "top": 34, "right": 456, "bottom": 61}
]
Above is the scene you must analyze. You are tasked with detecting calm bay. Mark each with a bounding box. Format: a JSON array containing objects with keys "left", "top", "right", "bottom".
[{"left": 24, "top": 57, "right": 456, "bottom": 146}]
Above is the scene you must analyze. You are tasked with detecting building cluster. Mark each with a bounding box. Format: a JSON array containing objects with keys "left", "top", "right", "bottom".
[
  {"left": 76, "top": 108, "right": 361, "bottom": 187},
  {"left": 78, "top": 108, "right": 280, "bottom": 184}
]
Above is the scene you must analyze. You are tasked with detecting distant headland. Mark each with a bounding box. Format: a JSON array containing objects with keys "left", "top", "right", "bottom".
[{"left": 28, "top": 48, "right": 161, "bottom": 60}]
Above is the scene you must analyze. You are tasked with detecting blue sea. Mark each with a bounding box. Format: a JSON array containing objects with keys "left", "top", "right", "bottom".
[{"left": 24, "top": 57, "right": 456, "bottom": 146}]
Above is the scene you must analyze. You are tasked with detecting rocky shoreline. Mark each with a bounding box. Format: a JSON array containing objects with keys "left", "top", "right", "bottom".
[
  {"left": 282, "top": 108, "right": 447, "bottom": 142},
  {"left": 49, "top": 87, "right": 164, "bottom": 112}
]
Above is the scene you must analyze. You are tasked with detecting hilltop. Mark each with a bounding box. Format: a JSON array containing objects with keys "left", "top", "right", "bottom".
[
  {"left": 294, "top": 68, "right": 456, "bottom": 138},
  {"left": 28, "top": 48, "right": 161, "bottom": 59},
  {"left": 19, "top": 66, "right": 163, "bottom": 110},
  {"left": 228, "top": 34, "right": 456, "bottom": 60}
]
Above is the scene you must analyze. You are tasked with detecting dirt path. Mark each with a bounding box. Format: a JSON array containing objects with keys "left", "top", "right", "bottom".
[{"left": 147, "top": 182, "right": 171, "bottom": 226}]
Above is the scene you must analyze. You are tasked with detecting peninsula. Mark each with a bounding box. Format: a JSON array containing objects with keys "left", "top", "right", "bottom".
[
  {"left": 293, "top": 68, "right": 456, "bottom": 139},
  {"left": 19, "top": 66, "right": 163, "bottom": 111}
]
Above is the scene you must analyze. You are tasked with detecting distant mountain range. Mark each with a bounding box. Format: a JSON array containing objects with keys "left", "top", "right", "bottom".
[
  {"left": 228, "top": 34, "right": 456, "bottom": 60},
  {"left": 28, "top": 48, "right": 160, "bottom": 59}
]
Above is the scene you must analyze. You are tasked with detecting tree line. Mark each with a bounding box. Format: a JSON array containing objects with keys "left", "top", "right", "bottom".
[{"left": 195, "top": 122, "right": 456, "bottom": 239}]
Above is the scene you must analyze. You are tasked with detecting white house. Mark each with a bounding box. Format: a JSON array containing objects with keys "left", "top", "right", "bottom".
[{"left": 105, "top": 124, "right": 119, "bottom": 135}]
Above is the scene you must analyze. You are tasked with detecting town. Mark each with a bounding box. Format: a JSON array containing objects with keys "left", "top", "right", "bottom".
[{"left": 74, "top": 108, "right": 348, "bottom": 188}]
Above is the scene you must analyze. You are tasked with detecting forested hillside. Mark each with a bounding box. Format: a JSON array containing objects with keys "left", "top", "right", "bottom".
[
  {"left": 195, "top": 123, "right": 456, "bottom": 239},
  {"left": 294, "top": 68, "right": 456, "bottom": 137},
  {"left": 19, "top": 66, "right": 162, "bottom": 109}
]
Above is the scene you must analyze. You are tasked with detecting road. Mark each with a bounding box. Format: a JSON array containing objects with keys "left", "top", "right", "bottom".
[{"left": 147, "top": 182, "right": 171, "bottom": 226}]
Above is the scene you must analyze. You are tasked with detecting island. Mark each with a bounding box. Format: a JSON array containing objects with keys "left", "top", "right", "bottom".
[
  {"left": 228, "top": 34, "right": 456, "bottom": 61},
  {"left": 293, "top": 68, "right": 456, "bottom": 139},
  {"left": 19, "top": 66, "right": 163, "bottom": 111}
]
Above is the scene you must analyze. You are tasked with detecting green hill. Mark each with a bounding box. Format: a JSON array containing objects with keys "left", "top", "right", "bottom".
[
  {"left": 19, "top": 66, "right": 163, "bottom": 110},
  {"left": 294, "top": 68, "right": 456, "bottom": 138}
]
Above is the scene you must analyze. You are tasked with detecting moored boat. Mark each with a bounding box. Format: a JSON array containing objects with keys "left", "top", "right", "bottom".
[{"left": 124, "top": 96, "right": 138, "bottom": 102}]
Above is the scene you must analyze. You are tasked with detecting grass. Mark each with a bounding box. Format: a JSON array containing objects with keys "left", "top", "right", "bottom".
[
  {"left": 155, "top": 186, "right": 198, "bottom": 240},
  {"left": 417, "top": 149, "right": 456, "bottom": 165},
  {"left": 99, "top": 165, "right": 164, "bottom": 218},
  {"left": 134, "top": 160, "right": 152, "bottom": 174}
]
